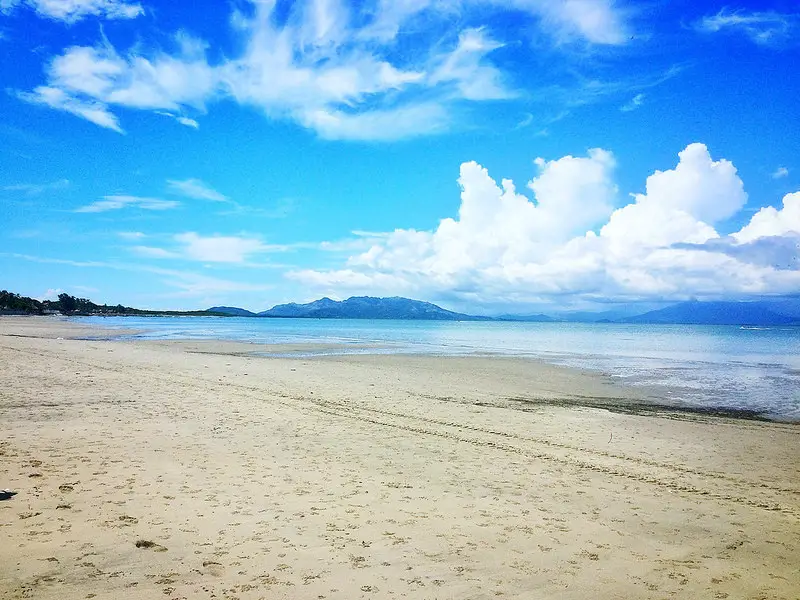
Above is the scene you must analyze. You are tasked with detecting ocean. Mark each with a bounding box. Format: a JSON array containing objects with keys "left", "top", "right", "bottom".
[{"left": 76, "top": 316, "right": 800, "bottom": 421}]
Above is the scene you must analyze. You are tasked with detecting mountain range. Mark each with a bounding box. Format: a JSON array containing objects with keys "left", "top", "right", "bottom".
[
  {"left": 209, "top": 296, "right": 800, "bottom": 326},
  {"left": 212, "top": 296, "right": 489, "bottom": 320}
]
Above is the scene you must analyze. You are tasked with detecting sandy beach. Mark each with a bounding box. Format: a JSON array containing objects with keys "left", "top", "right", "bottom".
[{"left": 1, "top": 317, "right": 798, "bottom": 600}]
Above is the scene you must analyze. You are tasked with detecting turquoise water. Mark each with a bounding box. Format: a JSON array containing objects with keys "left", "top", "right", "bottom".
[{"left": 77, "top": 316, "right": 800, "bottom": 420}]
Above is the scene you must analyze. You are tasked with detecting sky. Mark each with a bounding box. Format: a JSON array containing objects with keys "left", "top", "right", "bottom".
[{"left": 1, "top": 0, "right": 799, "bottom": 314}]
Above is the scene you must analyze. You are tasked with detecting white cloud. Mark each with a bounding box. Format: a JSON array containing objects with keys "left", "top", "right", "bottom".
[
  {"left": 155, "top": 111, "right": 200, "bottom": 129},
  {"left": 167, "top": 178, "right": 228, "bottom": 202},
  {"left": 1, "top": 0, "right": 143, "bottom": 22},
  {"left": 2, "top": 178, "right": 69, "bottom": 195},
  {"left": 599, "top": 142, "right": 746, "bottom": 251},
  {"left": 772, "top": 166, "right": 789, "bottom": 179},
  {"left": 19, "top": 86, "right": 123, "bottom": 133},
  {"left": 362, "top": 0, "right": 629, "bottom": 45},
  {"left": 299, "top": 103, "right": 449, "bottom": 141},
  {"left": 289, "top": 143, "right": 800, "bottom": 305},
  {"left": 428, "top": 28, "right": 511, "bottom": 101},
  {"left": 18, "top": 1, "right": 631, "bottom": 139},
  {"left": 521, "top": 0, "right": 629, "bottom": 45},
  {"left": 620, "top": 92, "right": 644, "bottom": 112},
  {"left": 131, "top": 246, "right": 180, "bottom": 259},
  {"left": 310, "top": 147, "right": 617, "bottom": 293},
  {"left": 121, "top": 232, "right": 291, "bottom": 264},
  {"left": 695, "top": 9, "right": 794, "bottom": 45},
  {"left": 38, "top": 287, "right": 63, "bottom": 301},
  {"left": 7, "top": 252, "right": 274, "bottom": 300},
  {"left": 75, "top": 195, "right": 179, "bottom": 212},
  {"left": 174, "top": 233, "right": 274, "bottom": 263},
  {"left": 733, "top": 192, "right": 800, "bottom": 244},
  {"left": 46, "top": 43, "right": 217, "bottom": 111},
  {"left": 117, "top": 231, "right": 146, "bottom": 240},
  {"left": 176, "top": 116, "right": 199, "bottom": 129}
]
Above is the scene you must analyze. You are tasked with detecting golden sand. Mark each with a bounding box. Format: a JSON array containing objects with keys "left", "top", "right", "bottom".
[{"left": 1, "top": 317, "right": 798, "bottom": 599}]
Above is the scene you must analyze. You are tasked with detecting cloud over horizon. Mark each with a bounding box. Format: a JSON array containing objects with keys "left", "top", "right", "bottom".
[{"left": 289, "top": 143, "right": 800, "bottom": 308}]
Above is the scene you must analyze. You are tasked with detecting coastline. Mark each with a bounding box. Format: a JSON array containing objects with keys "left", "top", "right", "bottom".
[{"left": 1, "top": 316, "right": 799, "bottom": 599}]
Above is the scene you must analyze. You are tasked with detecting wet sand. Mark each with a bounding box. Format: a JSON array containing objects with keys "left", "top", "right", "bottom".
[{"left": 1, "top": 316, "right": 798, "bottom": 599}]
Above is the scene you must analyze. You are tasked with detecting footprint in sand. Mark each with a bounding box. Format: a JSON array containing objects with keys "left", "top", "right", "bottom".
[
  {"left": 135, "top": 540, "right": 167, "bottom": 552},
  {"left": 202, "top": 560, "right": 224, "bottom": 577}
]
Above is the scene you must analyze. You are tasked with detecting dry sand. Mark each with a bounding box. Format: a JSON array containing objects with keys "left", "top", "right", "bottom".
[{"left": 1, "top": 316, "right": 798, "bottom": 600}]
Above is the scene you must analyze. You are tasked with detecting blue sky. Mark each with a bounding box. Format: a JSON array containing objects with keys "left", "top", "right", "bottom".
[{"left": 1, "top": 0, "right": 799, "bottom": 313}]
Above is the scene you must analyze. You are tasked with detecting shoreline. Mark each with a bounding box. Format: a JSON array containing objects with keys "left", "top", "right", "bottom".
[
  {"left": 10, "top": 315, "right": 793, "bottom": 423},
  {"left": 2, "top": 317, "right": 799, "bottom": 599}
]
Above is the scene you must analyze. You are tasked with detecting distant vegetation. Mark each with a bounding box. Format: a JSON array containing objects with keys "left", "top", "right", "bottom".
[
  {"left": 0, "top": 290, "right": 220, "bottom": 317},
  {"left": 4, "top": 290, "right": 799, "bottom": 325},
  {"left": 1, "top": 290, "right": 48, "bottom": 314}
]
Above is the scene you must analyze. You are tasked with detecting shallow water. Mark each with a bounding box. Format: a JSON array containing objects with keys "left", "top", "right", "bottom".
[{"left": 76, "top": 316, "right": 800, "bottom": 420}]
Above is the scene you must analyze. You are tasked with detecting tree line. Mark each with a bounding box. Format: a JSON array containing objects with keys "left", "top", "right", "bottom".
[
  {"left": 0, "top": 290, "right": 139, "bottom": 315},
  {"left": 0, "top": 290, "right": 224, "bottom": 316}
]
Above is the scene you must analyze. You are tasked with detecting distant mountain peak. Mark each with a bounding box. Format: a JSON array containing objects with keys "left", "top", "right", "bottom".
[
  {"left": 620, "top": 300, "right": 796, "bottom": 326},
  {"left": 257, "top": 296, "right": 487, "bottom": 320}
]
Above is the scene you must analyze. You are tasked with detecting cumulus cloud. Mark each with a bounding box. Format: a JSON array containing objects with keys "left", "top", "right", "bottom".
[
  {"left": 289, "top": 143, "right": 800, "bottom": 305},
  {"left": 341, "top": 148, "right": 617, "bottom": 291},
  {"left": 17, "top": 0, "right": 632, "bottom": 139},
  {"left": 599, "top": 142, "right": 746, "bottom": 251},
  {"left": 75, "top": 195, "right": 179, "bottom": 213},
  {"left": 1, "top": 0, "right": 143, "bottom": 22},
  {"left": 733, "top": 192, "right": 800, "bottom": 244}
]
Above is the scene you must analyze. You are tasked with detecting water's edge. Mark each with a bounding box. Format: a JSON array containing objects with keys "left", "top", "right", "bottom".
[{"left": 74, "top": 316, "right": 800, "bottom": 421}]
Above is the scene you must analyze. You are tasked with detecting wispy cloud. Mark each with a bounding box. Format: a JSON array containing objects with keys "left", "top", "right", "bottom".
[
  {"left": 117, "top": 231, "right": 146, "bottom": 240},
  {"left": 155, "top": 111, "right": 200, "bottom": 129},
  {"left": 15, "top": 1, "right": 633, "bottom": 140},
  {"left": 4, "top": 252, "right": 274, "bottom": 298},
  {"left": 1, "top": 0, "right": 143, "bottom": 23},
  {"left": 695, "top": 8, "right": 796, "bottom": 45},
  {"left": 131, "top": 246, "right": 180, "bottom": 259},
  {"left": 167, "top": 177, "right": 296, "bottom": 218},
  {"left": 2, "top": 178, "right": 69, "bottom": 195},
  {"left": 75, "top": 195, "right": 179, "bottom": 213},
  {"left": 19, "top": 86, "right": 123, "bottom": 133},
  {"left": 217, "top": 197, "right": 296, "bottom": 219},
  {"left": 531, "top": 65, "right": 683, "bottom": 114},
  {"left": 620, "top": 93, "right": 645, "bottom": 112},
  {"left": 772, "top": 166, "right": 789, "bottom": 179},
  {"left": 167, "top": 178, "right": 228, "bottom": 202},
  {"left": 175, "top": 116, "right": 199, "bottom": 129},
  {"left": 128, "top": 232, "right": 288, "bottom": 264},
  {"left": 514, "top": 113, "right": 534, "bottom": 130}
]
